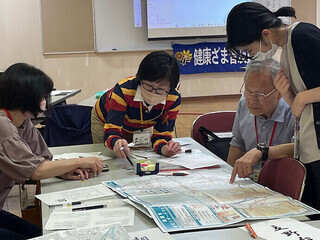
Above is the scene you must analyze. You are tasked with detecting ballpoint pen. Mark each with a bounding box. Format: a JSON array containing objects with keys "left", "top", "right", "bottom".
[
  {"left": 72, "top": 204, "right": 106, "bottom": 212},
  {"left": 120, "top": 146, "right": 133, "bottom": 167},
  {"left": 124, "top": 142, "right": 135, "bottom": 148},
  {"left": 119, "top": 142, "right": 135, "bottom": 151},
  {"left": 49, "top": 201, "right": 82, "bottom": 208},
  {"left": 158, "top": 172, "right": 189, "bottom": 176},
  {"left": 245, "top": 222, "right": 257, "bottom": 238}
]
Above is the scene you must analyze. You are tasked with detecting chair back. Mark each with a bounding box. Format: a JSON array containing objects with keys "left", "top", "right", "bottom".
[
  {"left": 257, "top": 158, "right": 306, "bottom": 200},
  {"left": 191, "top": 111, "right": 236, "bottom": 146},
  {"left": 44, "top": 104, "right": 93, "bottom": 147}
]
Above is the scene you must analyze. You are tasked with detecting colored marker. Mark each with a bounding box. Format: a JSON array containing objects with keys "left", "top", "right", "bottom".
[{"left": 245, "top": 223, "right": 257, "bottom": 238}]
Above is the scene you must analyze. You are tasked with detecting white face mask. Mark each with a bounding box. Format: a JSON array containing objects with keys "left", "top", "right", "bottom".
[
  {"left": 253, "top": 38, "right": 278, "bottom": 60},
  {"left": 140, "top": 86, "right": 166, "bottom": 106}
]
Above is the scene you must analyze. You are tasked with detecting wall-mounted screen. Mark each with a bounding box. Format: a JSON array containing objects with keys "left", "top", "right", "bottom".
[{"left": 147, "top": 0, "right": 252, "bottom": 39}]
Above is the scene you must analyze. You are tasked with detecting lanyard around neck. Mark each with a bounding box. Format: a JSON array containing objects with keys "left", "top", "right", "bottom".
[
  {"left": 2, "top": 108, "right": 13, "bottom": 121},
  {"left": 139, "top": 102, "right": 144, "bottom": 129},
  {"left": 254, "top": 116, "right": 278, "bottom": 146},
  {"left": 139, "top": 102, "right": 165, "bottom": 129}
]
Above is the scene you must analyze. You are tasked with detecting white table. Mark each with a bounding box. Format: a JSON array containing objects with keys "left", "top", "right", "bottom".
[
  {"left": 42, "top": 138, "right": 231, "bottom": 234},
  {"left": 41, "top": 138, "right": 320, "bottom": 239},
  {"left": 51, "top": 89, "right": 81, "bottom": 106}
]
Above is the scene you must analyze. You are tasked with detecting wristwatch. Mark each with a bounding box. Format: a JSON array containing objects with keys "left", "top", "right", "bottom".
[{"left": 257, "top": 143, "right": 269, "bottom": 161}]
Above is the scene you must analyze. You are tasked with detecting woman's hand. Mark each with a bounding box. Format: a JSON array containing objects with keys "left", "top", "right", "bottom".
[
  {"left": 274, "top": 70, "right": 295, "bottom": 106},
  {"left": 291, "top": 91, "right": 307, "bottom": 118},
  {"left": 113, "top": 139, "right": 130, "bottom": 158},
  {"left": 60, "top": 168, "right": 91, "bottom": 181},
  {"left": 161, "top": 140, "right": 181, "bottom": 157},
  {"left": 77, "top": 156, "right": 104, "bottom": 176}
]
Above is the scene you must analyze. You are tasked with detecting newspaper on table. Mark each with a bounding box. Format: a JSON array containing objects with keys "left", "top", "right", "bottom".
[{"left": 102, "top": 168, "right": 320, "bottom": 232}]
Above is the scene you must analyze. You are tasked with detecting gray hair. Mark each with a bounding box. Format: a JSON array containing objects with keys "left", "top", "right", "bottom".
[{"left": 243, "top": 58, "right": 280, "bottom": 83}]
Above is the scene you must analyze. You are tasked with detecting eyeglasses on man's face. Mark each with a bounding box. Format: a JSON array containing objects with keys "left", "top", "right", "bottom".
[
  {"left": 241, "top": 88, "right": 277, "bottom": 102},
  {"left": 141, "top": 81, "right": 169, "bottom": 96},
  {"left": 239, "top": 81, "right": 277, "bottom": 102}
]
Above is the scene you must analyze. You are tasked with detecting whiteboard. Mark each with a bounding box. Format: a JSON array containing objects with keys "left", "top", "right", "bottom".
[{"left": 93, "top": 0, "right": 291, "bottom": 53}]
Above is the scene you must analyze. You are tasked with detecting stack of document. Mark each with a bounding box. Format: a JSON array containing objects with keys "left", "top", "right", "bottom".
[
  {"left": 30, "top": 223, "right": 174, "bottom": 240},
  {"left": 36, "top": 184, "right": 135, "bottom": 231}
]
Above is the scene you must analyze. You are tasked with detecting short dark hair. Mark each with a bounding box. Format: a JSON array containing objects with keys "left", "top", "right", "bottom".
[
  {"left": 0, "top": 63, "right": 54, "bottom": 117},
  {"left": 226, "top": 2, "right": 296, "bottom": 60},
  {"left": 136, "top": 51, "right": 180, "bottom": 91}
]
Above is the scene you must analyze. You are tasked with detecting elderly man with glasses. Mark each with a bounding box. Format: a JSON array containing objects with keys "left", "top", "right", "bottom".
[{"left": 227, "top": 58, "right": 294, "bottom": 183}]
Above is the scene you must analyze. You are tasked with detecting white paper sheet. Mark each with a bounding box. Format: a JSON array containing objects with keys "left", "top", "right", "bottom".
[
  {"left": 31, "top": 225, "right": 174, "bottom": 240},
  {"left": 53, "top": 152, "right": 112, "bottom": 161},
  {"left": 53, "top": 199, "right": 129, "bottom": 212},
  {"left": 31, "top": 223, "right": 130, "bottom": 240},
  {"left": 36, "top": 184, "right": 115, "bottom": 206},
  {"left": 214, "top": 131, "right": 233, "bottom": 138},
  {"left": 51, "top": 90, "right": 74, "bottom": 96},
  {"left": 240, "top": 218, "right": 320, "bottom": 240},
  {"left": 45, "top": 207, "right": 135, "bottom": 230},
  {"left": 128, "top": 228, "right": 174, "bottom": 240},
  {"left": 173, "top": 138, "right": 191, "bottom": 146},
  {"left": 158, "top": 153, "right": 220, "bottom": 169}
]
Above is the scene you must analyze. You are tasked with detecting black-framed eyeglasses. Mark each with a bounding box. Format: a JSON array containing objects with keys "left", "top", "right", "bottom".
[
  {"left": 239, "top": 81, "right": 277, "bottom": 102},
  {"left": 141, "top": 81, "right": 169, "bottom": 96}
]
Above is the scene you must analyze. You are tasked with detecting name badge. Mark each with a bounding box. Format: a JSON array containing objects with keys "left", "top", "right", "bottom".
[{"left": 133, "top": 130, "right": 151, "bottom": 147}]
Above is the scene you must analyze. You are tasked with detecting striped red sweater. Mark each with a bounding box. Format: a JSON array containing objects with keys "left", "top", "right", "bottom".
[{"left": 94, "top": 76, "right": 181, "bottom": 154}]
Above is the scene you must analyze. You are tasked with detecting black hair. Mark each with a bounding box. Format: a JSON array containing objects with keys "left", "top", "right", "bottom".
[
  {"left": 136, "top": 51, "right": 180, "bottom": 91},
  {"left": 226, "top": 2, "right": 296, "bottom": 60},
  {"left": 0, "top": 63, "right": 54, "bottom": 117}
]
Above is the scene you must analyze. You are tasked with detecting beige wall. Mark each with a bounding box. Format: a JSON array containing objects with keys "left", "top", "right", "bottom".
[
  {"left": 318, "top": 0, "right": 320, "bottom": 25},
  {"left": 0, "top": 0, "right": 245, "bottom": 104},
  {"left": 0, "top": 0, "right": 318, "bottom": 104}
]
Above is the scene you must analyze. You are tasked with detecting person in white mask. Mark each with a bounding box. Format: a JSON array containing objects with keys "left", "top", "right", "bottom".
[
  {"left": 252, "top": 37, "right": 279, "bottom": 61},
  {"left": 91, "top": 51, "right": 182, "bottom": 158},
  {"left": 226, "top": 2, "right": 320, "bottom": 220}
]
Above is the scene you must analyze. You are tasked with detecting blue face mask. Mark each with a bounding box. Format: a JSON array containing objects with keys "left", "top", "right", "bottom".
[{"left": 253, "top": 38, "right": 278, "bottom": 60}]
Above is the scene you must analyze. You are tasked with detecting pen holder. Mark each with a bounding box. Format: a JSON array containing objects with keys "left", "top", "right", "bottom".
[{"left": 133, "top": 159, "right": 159, "bottom": 176}]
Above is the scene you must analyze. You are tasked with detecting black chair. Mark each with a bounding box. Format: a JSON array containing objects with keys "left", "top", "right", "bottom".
[{"left": 44, "top": 104, "right": 93, "bottom": 147}]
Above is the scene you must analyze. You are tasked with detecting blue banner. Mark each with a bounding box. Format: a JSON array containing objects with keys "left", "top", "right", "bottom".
[{"left": 172, "top": 42, "right": 248, "bottom": 74}]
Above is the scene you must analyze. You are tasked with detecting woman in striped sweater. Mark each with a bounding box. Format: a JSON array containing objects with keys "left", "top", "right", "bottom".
[{"left": 91, "top": 51, "right": 182, "bottom": 158}]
